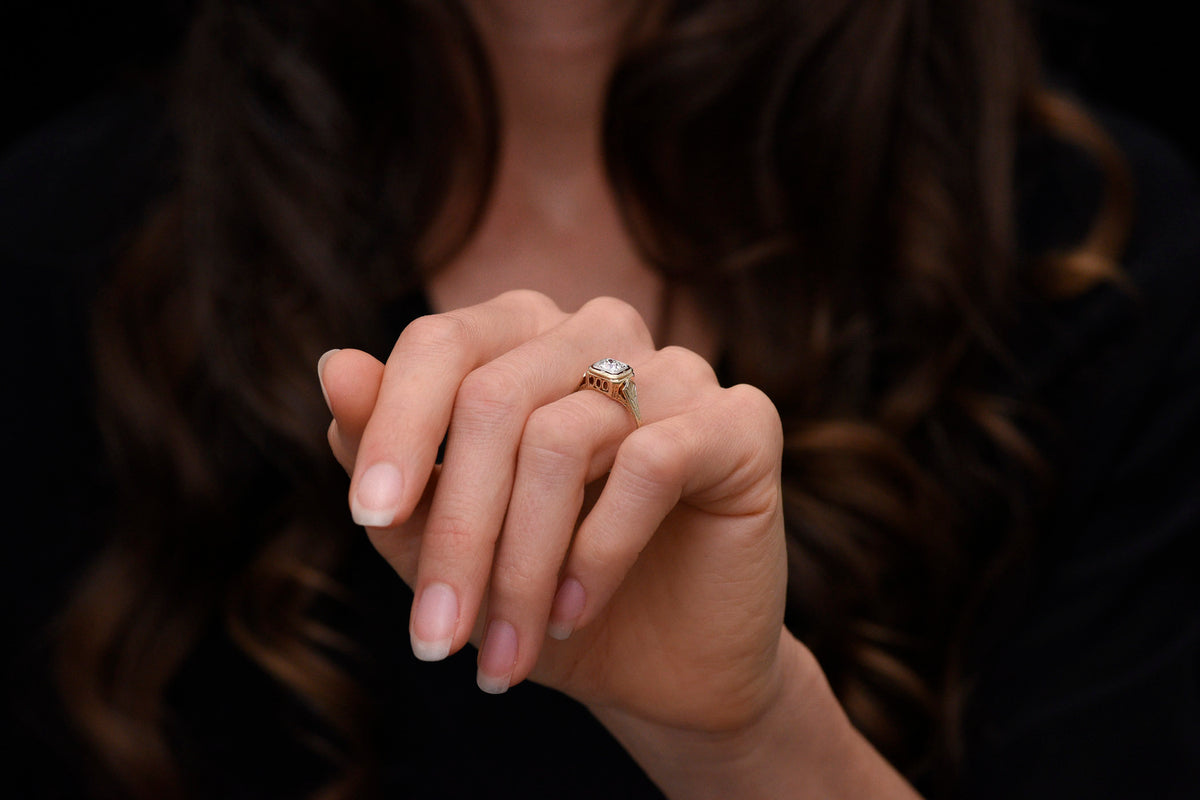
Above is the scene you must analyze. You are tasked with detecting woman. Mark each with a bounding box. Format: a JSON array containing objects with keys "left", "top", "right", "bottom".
[{"left": 5, "top": 0, "right": 1199, "bottom": 797}]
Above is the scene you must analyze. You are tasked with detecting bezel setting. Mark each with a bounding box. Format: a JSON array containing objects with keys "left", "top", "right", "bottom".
[{"left": 591, "top": 358, "right": 632, "bottom": 378}]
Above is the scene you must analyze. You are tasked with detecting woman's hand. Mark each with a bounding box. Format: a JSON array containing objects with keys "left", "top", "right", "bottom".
[
  {"left": 320, "top": 290, "right": 922, "bottom": 798},
  {"left": 319, "top": 289, "right": 792, "bottom": 734}
]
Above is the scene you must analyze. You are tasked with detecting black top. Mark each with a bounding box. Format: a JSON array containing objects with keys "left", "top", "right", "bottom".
[{"left": 3, "top": 83, "right": 1199, "bottom": 799}]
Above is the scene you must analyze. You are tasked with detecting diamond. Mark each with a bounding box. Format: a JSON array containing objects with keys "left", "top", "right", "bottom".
[{"left": 592, "top": 358, "right": 630, "bottom": 375}]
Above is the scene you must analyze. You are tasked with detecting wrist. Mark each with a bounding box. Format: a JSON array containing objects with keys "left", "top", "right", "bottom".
[{"left": 590, "top": 631, "right": 920, "bottom": 800}]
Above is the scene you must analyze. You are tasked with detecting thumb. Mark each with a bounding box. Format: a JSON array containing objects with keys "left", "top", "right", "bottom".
[{"left": 318, "top": 348, "right": 385, "bottom": 472}]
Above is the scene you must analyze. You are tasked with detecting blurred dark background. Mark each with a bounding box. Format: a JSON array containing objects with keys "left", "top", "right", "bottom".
[
  {"left": 1, "top": 0, "right": 193, "bottom": 151},
  {"left": 0, "top": 0, "right": 1195, "bottom": 165}
]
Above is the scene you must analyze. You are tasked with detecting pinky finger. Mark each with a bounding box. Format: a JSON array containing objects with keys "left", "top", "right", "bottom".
[{"left": 547, "top": 423, "right": 692, "bottom": 639}]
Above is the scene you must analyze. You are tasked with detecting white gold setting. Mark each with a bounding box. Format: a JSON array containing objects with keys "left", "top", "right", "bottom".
[{"left": 592, "top": 358, "right": 631, "bottom": 376}]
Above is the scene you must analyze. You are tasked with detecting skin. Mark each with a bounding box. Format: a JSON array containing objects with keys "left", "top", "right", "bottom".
[{"left": 318, "top": 1, "right": 922, "bottom": 796}]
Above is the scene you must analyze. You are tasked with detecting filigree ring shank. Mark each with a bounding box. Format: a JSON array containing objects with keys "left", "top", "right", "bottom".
[{"left": 577, "top": 358, "right": 641, "bottom": 426}]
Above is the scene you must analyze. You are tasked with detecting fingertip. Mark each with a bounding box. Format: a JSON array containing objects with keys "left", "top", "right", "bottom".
[
  {"left": 547, "top": 577, "right": 586, "bottom": 641},
  {"left": 321, "top": 348, "right": 386, "bottom": 422},
  {"left": 411, "top": 634, "right": 453, "bottom": 663},
  {"left": 545, "top": 623, "right": 573, "bottom": 642},
  {"left": 351, "top": 462, "right": 405, "bottom": 527},
  {"left": 477, "top": 619, "right": 518, "bottom": 694},
  {"left": 317, "top": 348, "right": 341, "bottom": 413},
  {"left": 410, "top": 581, "right": 459, "bottom": 662}
]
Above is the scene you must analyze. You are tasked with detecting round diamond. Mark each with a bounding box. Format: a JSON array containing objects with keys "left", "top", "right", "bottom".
[{"left": 592, "top": 358, "right": 630, "bottom": 375}]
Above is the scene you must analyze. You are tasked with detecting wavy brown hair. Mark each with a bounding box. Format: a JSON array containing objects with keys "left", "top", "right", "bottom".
[{"left": 57, "top": 0, "right": 1130, "bottom": 797}]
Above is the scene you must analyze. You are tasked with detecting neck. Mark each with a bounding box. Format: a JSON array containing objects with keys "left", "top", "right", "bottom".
[
  {"left": 466, "top": 0, "right": 636, "bottom": 174},
  {"left": 466, "top": 0, "right": 638, "bottom": 50}
]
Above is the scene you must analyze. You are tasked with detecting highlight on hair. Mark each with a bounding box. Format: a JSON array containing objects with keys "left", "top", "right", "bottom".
[{"left": 54, "top": 0, "right": 1131, "bottom": 797}]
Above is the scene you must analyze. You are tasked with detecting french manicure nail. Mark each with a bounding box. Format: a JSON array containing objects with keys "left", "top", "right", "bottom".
[
  {"left": 547, "top": 578, "right": 586, "bottom": 641},
  {"left": 351, "top": 462, "right": 404, "bottom": 527},
  {"left": 477, "top": 619, "right": 518, "bottom": 694},
  {"left": 316, "top": 349, "right": 340, "bottom": 413},
  {"left": 410, "top": 582, "right": 459, "bottom": 662}
]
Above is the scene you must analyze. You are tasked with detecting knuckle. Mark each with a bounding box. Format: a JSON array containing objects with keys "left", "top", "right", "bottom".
[
  {"left": 618, "top": 426, "right": 689, "bottom": 494},
  {"left": 401, "top": 312, "right": 473, "bottom": 357},
  {"left": 573, "top": 518, "right": 638, "bottom": 581},
  {"left": 455, "top": 366, "right": 526, "bottom": 422},
  {"left": 658, "top": 345, "right": 717, "bottom": 385},
  {"left": 521, "top": 406, "right": 591, "bottom": 472},
  {"left": 489, "top": 556, "right": 540, "bottom": 600},
  {"left": 725, "top": 383, "right": 784, "bottom": 448},
  {"left": 426, "top": 514, "right": 483, "bottom": 562},
  {"left": 579, "top": 296, "right": 651, "bottom": 341},
  {"left": 499, "top": 288, "right": 560, "bottom": 316},
  {"left": 568, "top": 535, "right": 617, "bottom": 581}
]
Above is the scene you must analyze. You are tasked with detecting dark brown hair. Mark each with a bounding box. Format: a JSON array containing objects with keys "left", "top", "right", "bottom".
[{"left": 57, "top": 0, "right": 1130, "bottom": 796}]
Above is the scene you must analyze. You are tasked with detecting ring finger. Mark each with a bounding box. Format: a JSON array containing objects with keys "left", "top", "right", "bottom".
[{"left": 476, "top": 346, "right": 721, "bottom": 693}]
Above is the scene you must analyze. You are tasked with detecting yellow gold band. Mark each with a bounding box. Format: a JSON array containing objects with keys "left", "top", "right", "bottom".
[{"left": 577, "top": 358, "right": 641, "bottom": 426}]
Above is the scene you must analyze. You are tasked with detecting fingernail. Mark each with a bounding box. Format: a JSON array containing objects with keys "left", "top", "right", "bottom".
[
  {"left": 351, "top": 462, "right": 403, "bottom": 527},
  {"left": 547, "top": 578, "right": 586, "bottom": 641},
  {"left": 316, "top": 349, "right": 339, "bottom": 413},
  {"left": 410, "top": 582, "right": 458, "bottom": 662},
  {"left": 477, "top": 619, "right": 518, "bottom": 694}
]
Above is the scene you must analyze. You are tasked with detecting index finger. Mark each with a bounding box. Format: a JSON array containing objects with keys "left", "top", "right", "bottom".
[{"left": 349, "top": 290, "right": 565, "bottom": 528}]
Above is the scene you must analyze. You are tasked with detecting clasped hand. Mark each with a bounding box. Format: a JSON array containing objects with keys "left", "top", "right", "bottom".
[{"left": 319, "top": 290, "right": 793, "bottom": 735}]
